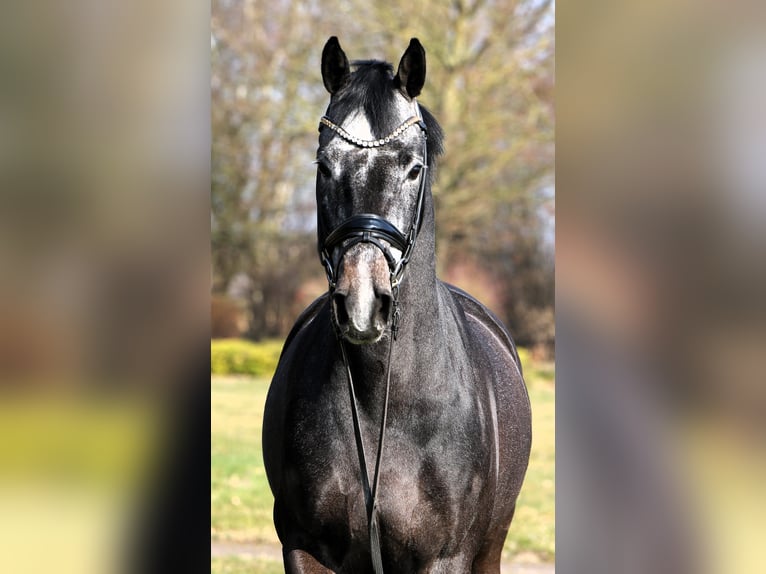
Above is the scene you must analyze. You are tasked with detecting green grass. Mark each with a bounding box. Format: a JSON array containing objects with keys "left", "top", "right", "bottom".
[
  {"left": 212, "top": 556, "right": 283, "bottom": 574},
  {"left": 211, "top": 375, "right": 278, "bottom": 544},
  {"left": 504, "top": 378, "right": 555, "bottom": 561},
  {"left": 211, "top": 347, "right": 554, "bottom": 566}
]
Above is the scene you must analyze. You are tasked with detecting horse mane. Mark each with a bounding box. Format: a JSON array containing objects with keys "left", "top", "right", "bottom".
[{"left": 328, "top": 60, "right": 444, "bottom": 170}]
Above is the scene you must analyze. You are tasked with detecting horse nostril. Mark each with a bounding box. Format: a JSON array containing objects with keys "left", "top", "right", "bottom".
[
  {"left": 332, "top": 293, "right": 349, "bottom": 326},
  {"left": 376, "top": 291, "right": 393, "bottom": 322}
]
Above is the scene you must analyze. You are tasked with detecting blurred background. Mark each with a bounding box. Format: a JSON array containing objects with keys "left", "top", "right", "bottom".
[
  {"left": 2, "top": 0, "right": 766, "bottom": 573},
  {"left": 557, "top": 1, "right": 766, "bottom": 573},
  {"left": 211, "top": 0, "right": 555, "bottom": 358},
  {"left": 1, "top": 1, "right": 209, "bottom": 573}
]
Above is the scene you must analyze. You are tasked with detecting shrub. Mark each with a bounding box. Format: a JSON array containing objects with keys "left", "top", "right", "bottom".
[{"left": 211, "top": 339, "right": 283, "bottom": 377}]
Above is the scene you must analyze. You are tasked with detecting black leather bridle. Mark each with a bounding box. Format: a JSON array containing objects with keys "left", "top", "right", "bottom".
[
  {"left": 315, "top": 102, "right": 428, "bottom": 574},
  {"left": 317, "top": 103, "right": 429, "bottom": 335}
]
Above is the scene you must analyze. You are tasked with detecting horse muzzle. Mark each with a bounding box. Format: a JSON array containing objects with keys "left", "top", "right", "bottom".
[{"left": 331, "top": 243, "right": 393, "bottom": 344}]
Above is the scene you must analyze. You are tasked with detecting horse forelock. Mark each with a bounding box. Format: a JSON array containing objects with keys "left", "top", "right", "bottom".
[
  {"left": 329, "top": 61, "right": 398, "bottom": 138},
  {"left": 325, "top": 60, "right": 444, "bottom": 169}
]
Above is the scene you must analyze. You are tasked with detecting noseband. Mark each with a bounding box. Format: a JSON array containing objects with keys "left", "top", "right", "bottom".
[
  {"left": 318, "top": 103, "right": 429, "bottom": 335},
  {"left": 316, "top": 102, "right": 428, "bottom": 574}
]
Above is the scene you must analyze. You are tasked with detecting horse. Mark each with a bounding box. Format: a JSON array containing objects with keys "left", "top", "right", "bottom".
[{"left": 263, "top": 37, "right": 531, "bottom": 574}]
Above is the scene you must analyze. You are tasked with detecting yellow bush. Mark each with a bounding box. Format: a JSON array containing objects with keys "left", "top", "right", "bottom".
[{"left": 210, "top": 339, "right": 284, "bottom": 377}]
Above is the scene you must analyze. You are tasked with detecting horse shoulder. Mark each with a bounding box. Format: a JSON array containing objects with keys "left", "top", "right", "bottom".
[
  {"left": 442, "top": 282, "right": 523, "bottom": 376},
  {"left": 266, "top": 293, "right": 330, "bottom": 446},
  {"left": 264, "top": 293, "right": 330, "bottom": 496},
  {"left": 443, "top": 281, "right": 532, "bottom": 508}
]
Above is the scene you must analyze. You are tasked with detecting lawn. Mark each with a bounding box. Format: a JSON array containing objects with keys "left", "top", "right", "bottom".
[
  {"left": 211, "top": 349, "right": 554, "bottom": 572},
  {"left": 211, "top": 556, "right": 284, "bottom": 574}
]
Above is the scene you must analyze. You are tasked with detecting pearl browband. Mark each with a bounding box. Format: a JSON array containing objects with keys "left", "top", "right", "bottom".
[{"left": 319, "top": 107, "right": 426, "bottom": 149}]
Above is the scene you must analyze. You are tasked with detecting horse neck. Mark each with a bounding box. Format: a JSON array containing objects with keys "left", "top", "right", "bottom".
[{"left": 395, "top": 207, "right": 439, "bottom": 338}]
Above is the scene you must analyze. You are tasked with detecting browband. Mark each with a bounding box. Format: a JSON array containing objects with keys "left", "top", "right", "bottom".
[{"left": 319, "top": 115, "right": 426, "bottom": 148}]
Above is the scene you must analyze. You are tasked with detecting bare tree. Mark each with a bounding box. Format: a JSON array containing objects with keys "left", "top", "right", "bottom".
[
  {"left": 357, "top": 0, "right": 555, "bottom": 348},
  {"left": 212, "top": 0, "right": 329, "bottom": 336},
  {"left": 211, "top": 0, "right": 554, "bottom": 348}
]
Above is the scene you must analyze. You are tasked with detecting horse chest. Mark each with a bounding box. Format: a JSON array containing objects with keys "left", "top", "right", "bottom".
[{"left": 288, "top": 409, "right": 490, "bottom": 560}]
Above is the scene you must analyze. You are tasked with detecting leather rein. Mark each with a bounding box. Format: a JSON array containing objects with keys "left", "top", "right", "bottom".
[{"left": 317, "top": 102, "right": 428, "bottom": 574}]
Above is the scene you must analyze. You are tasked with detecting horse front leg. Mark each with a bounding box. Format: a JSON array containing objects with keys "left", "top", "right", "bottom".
[
  {"left": 470, "top": 538, "right": 504, "bottom": 574},
  {"left": 284, "top": 547, "right": 335, "bottom": 574},
  {"left": 471, "top": 505, "right": 515, "bottom": 574}
]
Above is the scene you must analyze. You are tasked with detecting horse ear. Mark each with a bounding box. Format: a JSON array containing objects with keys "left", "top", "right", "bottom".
[
  {"left": 321, "top": 36, "right": 350, "bottom": 95},
  {"left": 394, "top": 38, "right": 426, "bottom": 99}
]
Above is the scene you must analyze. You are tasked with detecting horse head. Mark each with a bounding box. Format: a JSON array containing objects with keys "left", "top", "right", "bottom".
[{"left": 316, "top": 37, "right": 437, "bottom": 344}]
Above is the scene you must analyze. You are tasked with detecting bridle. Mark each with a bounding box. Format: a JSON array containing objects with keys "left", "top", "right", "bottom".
[
  {"left": 316, "top": 101, "right": 428, "bottom": 574},
  {"left": 317, "top": 102, "right": 429, "bottom": 333}
]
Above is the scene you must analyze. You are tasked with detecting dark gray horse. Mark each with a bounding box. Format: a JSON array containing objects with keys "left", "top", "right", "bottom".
[{"left": 263, "top": 37, "right": 531, "bottom": 574}]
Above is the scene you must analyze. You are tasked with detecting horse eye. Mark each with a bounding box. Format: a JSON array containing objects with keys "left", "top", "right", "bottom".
[
  {"left": 317, "top": 161, "right": 332, "bottom": 179},
  {"left": 407, "top": 164, "right": 423, "bottom": 181}
]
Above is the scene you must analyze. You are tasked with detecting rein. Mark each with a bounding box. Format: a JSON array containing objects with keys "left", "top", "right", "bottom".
[
  {"left": 318, "top": 102, "right": 428, "bottom": 574},
  {"left": 336, "top": 331, "right": 392, "bottom": 574}
]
